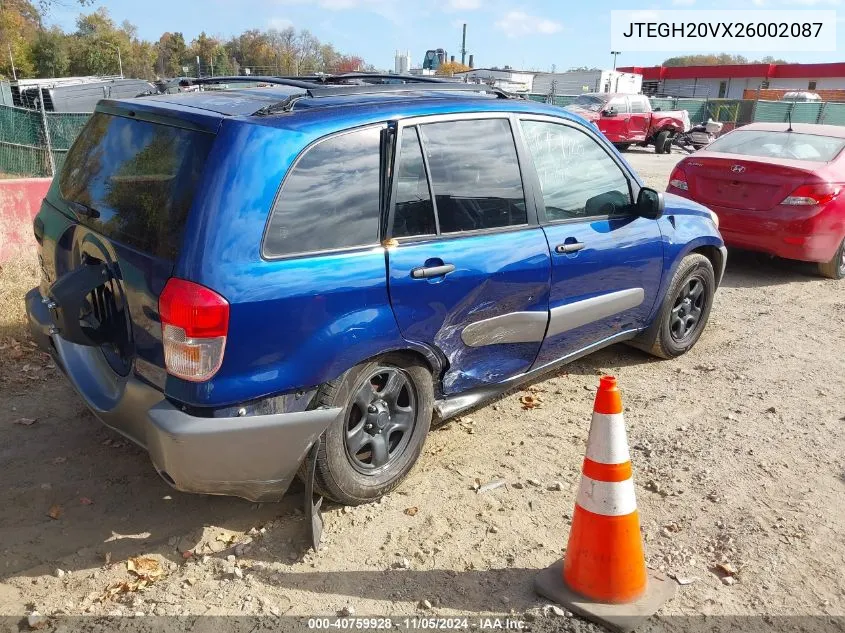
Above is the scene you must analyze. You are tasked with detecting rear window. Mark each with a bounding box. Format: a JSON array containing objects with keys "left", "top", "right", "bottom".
[
  {"left": 263, "top": 126, "right": 382, "bottom": 258},
  {"left": 707, "top": 129, "right": 845, "bottom": 162},
  {"left": 59, "top": 112, "right": 214, "bottom": 260}
]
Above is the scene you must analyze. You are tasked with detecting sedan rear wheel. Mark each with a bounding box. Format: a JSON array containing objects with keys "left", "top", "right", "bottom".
[{"left": 818, "top": 238, "right": 845, "bottom": 280}]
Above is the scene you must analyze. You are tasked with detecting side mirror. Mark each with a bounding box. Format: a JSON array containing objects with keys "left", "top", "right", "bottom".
[
  {"left": 637, "top": 187, "right": 664, "bottom": 220},
  {"left": 602, "top": 108, "right": 616, "bottom": 117}
]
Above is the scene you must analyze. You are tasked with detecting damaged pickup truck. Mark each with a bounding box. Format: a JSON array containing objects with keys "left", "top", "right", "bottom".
[
  {"left": 25, "top": 75, "right": 724, "bottom": 518},
  {"left": 566, "top": 93, "right": 690, "bottom": 154}
]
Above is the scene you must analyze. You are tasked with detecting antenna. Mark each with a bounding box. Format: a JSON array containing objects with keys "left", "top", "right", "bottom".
[{"left": 787, "top": 108, "right": 793, "bottom": 132}]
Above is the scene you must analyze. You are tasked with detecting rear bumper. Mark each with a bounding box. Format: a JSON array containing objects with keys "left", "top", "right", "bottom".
[
  {"left": 669, "top": 194, "right": 842, "bottom": 263},
  {"left": 26, "top": 287, "right": 340, "bottom": 502}
]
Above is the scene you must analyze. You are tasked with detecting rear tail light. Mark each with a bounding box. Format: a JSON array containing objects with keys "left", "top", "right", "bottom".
[
  {"left": 669, "top": 165, "right": 688, "bottom": 191},
  {"left": 159, "top": 278, "right": 229, "bottom": 382},
  {"left": 780, "top": 183, "right": 841, "bottom": 206}
]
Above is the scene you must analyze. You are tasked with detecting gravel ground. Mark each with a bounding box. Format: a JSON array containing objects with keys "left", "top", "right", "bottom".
[{"left": 0, "top": 146, "right": 843, "bottom": 630}]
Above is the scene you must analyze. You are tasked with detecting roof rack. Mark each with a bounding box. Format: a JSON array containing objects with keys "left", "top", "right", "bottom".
[{"left": 189, "top": 74, "right": 516, "bottom": 115}]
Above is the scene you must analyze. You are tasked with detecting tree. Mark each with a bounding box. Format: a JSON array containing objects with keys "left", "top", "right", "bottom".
[
  {"left": 31, "top": 27, "right": 69, "bottom": 77},
  {"left": 0, "top": 3, "right": 369, "bottom": 82},
  {"left": 436, "top": 61, "right": 470, "bottom": 76},
  {"left": 663, "top": 54, "right": 788, "bottom": 66},
  {"left": 156, "top": 32, "right": 188, "bottom": 77},
  {"left": 0, "top": 0, "right": 40, "bottom": 78}
]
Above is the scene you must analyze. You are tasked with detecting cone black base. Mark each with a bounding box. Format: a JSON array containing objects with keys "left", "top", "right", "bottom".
[{"left": 534, "top": 560, "right": 676, "bottom": 632}]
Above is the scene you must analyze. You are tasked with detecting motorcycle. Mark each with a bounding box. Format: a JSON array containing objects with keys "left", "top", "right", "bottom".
[{"left": 671, "top": 119, "right": 724, "bottom": 154}]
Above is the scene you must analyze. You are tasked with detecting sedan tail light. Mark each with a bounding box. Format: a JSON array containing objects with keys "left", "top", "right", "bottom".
[
  {"left": 780, "top": 183, "right": 841, "bottom": 206},
  {"left": 159, "top": 278, "right": 229, "bottom": 382},
  {"left": 669, "top": 165, "right": 688, "bottom": 191}
]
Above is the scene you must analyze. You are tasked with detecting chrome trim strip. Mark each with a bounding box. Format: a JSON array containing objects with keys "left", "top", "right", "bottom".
[
  {"left": 461, "top": 311, "right": 548, "bottom": 347},
  {"left": 435, "top": 328, "right": 640, "bottom": 420},
  {"left": 547, "top": 288, "right": 645, "bottom": 338}
]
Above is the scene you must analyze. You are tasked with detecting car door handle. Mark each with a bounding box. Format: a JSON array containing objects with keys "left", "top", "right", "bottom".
[
  {"left": 555, "top": 242, "right": 585, "bottom": 254},
  {"left": 411, "top": 264, "right": 456, "bottom": 279}
]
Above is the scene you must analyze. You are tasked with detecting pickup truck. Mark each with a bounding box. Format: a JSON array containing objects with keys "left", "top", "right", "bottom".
[{"left": 565, "top": 93, "right": 690, "bottom": 153}]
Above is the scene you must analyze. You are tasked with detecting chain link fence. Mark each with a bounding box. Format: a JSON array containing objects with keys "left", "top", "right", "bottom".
[
  {"left": 0, "top": 104, "right": 91, "bottom": 178},
  {"left": 528, "top": 94, "right": 845, "bottom": 133}
]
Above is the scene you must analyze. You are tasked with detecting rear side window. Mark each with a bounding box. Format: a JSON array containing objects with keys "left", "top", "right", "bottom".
[
  {"left": 629, "top": 97, "right": 646, "bottom": 113},
  {"left": 706, "top": 129, "right": 845, "bottom": 162},
  {"left": 264, "top": 126, "right": 382, "bottom": 258},
  {"left": 393, "top": 128, "right": 436, "bottom": 238},
  {"left": 419, "top": 119, "right": 527, "bottom": 233},
  {"left": 60, "top": 112, "right": 213, "bottom": 260}
]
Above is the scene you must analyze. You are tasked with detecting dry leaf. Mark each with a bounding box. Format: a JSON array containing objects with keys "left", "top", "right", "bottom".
[
  {"left": 716, "top": 563, "right": 737, "bottom": 577},
  {"left": 47, "top": 505, "right": 63, "bottom": 520},
  {"left": 13, "top": 417, "right": 37, "bottom": 426},
  {"left": 519, "top": 395, "right": 543, "bottom": 410},
  {"left": 127, "top": 556, "right": 163, "bottom": 580},
  {"left": 80, "top": 497, "right": 94, "bottom": 505},
  {"left": 404, "top": 507, "right": 419, "bottom": 517},
  {"left": 181, "top": 550, "right": 193, "bottom": 559}
]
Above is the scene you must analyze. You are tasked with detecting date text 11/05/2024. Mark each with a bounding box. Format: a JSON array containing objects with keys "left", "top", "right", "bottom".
[{"left": 306, "top": 617, "right": 527, "bottom": 630}]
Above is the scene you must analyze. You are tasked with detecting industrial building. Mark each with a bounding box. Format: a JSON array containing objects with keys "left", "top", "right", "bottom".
[
  {"left": 618, "top": 61, "right": 845, "bottom": 99},
  {"left": 453, "top": 68, "right": 642, "bottom": 95}
]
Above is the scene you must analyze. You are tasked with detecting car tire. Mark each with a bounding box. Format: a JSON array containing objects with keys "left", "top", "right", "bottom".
[
  {"left": 632, "top": 253, "right": 716, "bottom": 359},
  {"left": 615, "top": 143, "right": 631, "bottom": 152},
  {"left": 654, "top": 130, "right": 671, "bottom": 154},
  {"left": 817, "top": 238, "right": 845, "bottom": 280},
  {"left": 307, "top": 354, "right": 433, "bottom": 505}
]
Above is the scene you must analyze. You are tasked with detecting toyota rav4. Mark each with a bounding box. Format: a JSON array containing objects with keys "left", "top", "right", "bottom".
[{"left": 26, "top": 75, "right": 726, "bottom": 507}]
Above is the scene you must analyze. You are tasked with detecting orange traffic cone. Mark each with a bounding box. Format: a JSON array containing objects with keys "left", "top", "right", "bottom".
[{"left": 534, "top": 376, "right": 675, "bottom": 632}]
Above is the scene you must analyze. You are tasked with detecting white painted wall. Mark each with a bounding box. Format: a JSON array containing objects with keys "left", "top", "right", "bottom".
[
  {"left": 661, "top": 77, "right": 763, "bottom": 98},
  {"left": 531, "top": 71, "right": 642, "bottom": 95},
  {"left": 768, "top": 77, "right": 845, "bottom": 90}
]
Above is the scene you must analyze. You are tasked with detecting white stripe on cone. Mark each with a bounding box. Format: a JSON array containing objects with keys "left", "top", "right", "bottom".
[
  {"left": 585, "top": 412, "right": 631, "bottom": 465},
  {"left": 576, "top": 476, "right": 638, "bottom": 517}
]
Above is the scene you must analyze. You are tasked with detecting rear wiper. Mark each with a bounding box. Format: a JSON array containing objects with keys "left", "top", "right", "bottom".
[{"left": 67, "top": 201, "right": 101, "bottom": 220}]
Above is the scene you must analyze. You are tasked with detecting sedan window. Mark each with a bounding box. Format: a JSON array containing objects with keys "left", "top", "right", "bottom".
[{"left": 707, "top": 129, "right": 845, "bottom": 162}]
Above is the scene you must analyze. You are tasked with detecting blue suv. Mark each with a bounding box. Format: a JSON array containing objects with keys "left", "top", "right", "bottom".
[{"left": 26, "top": 76, "right": 726, "bottom": 507}]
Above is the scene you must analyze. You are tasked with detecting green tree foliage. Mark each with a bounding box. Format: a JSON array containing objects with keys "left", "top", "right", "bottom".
[
  {"left": 662, "top": 54, "right": 788, "bottom": 66},
  {"left": 31, "top": 26, "right": 69, "bottom": 77},
  {"left": 0, "top": 4, "right": 368, "bottom": 80}
]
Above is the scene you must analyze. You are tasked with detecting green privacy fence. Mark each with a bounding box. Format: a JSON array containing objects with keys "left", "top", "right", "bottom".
[
  {"left": 6, "top": 96, "right": 845, "bottom": 178},
  {"left": 528, "top": 94, "right": 845, "bottom": 128},
  {"left": 0, "top": 104, "right": 91, "bottom": 178}
]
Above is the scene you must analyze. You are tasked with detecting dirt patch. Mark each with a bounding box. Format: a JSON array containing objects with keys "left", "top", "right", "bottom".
[{"left": 0, "top": 154, "right": 842, "bottom": 625}]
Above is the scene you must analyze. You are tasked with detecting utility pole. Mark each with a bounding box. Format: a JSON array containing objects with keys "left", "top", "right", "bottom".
[
  {"left": 210, "top": 57, "right": 214, "bottom": 78},
  {"left": 461, "top": 23, "right": 467, "bottom": 66},
  {"left": 611, "top": 51, "right": 621, "bottom": 71},
  {"left": 8, "top": 42, "right": 17, "bottom": 80}
]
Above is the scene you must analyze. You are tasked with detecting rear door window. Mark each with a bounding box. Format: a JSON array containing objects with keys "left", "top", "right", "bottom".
[
  {"left": 264, "top": 126, "right": 383, "bottom": 258},
  {"left": 418, "top": 118, "right": 527, "bottom": 233},
  {"left": 628, "top": 97, "right": 647, "bottom": 113},
  {"left": 706, "top": 129, "right": 845, "bottom": 162},
  {"left": 60, "top": 112, "right": 214, "bottom": 260},
  {"left": 392, "top": 127, "right": 437, "bottom": 238}
]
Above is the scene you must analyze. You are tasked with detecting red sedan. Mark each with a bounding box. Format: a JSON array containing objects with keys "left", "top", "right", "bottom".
[{"left": 667, "top": 122, "right": 845, "bottom": 279}]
